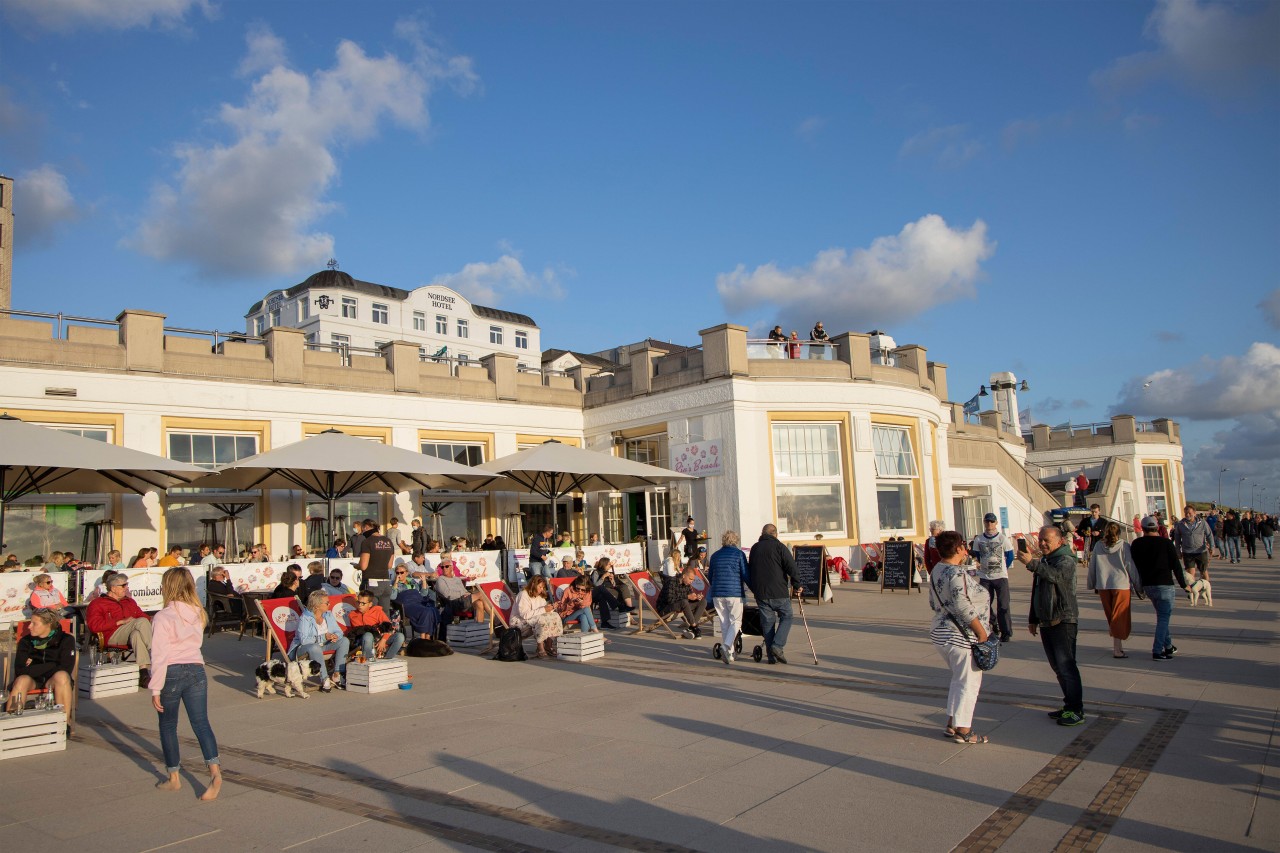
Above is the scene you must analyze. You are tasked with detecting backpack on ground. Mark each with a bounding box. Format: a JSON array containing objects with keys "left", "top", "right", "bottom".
[{"left": 492, "top": 627, "right": 527, "bottom": 662}]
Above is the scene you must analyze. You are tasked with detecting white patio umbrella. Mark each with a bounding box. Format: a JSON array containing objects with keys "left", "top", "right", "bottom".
[
  {"left": 475, "top": 439, "right": 695, "bottom": 541},
  {"left": 188, "top": 429, "right": 505, "bottom": 544},
  {"left": 0, "top": 413, "right": 205, "bottom": 552}
]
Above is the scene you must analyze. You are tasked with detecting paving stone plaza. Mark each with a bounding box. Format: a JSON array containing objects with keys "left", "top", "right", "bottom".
[{"left": 2, "top": 555, "right": 1275, "bottom": 853}]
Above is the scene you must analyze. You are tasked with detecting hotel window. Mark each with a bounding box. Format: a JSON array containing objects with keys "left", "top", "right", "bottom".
[
  {"left": 436, "top": 315, "right": 448, "bottom": 335},
  {"left": 457, "top": 353, "right": 469, "bottom": 365},
  {"left": 168, "top": 432, "right": 258, "bottom": 470},
  {"left": 872, "top": 425, "right": 919, "bottom": 533},
  {"left": 331, "top": 333, "right": 350, "bottom": 346},
  {"left": 300, "top": 299, "right": 310, "bottom": 320},
  {"left": 341, "top": 297, "right": 357, "bottom": 319},
  {"left": 489, "top": 325, "right": 503, "bottom": 345},
  {"left": 515, "top": 330, "right": 529, "bottom": 349},
  {"left": 413, "top": 311, "right": 426, "bottom": 331},
  {"left": 1143, "top": 464, "right": 1167, "bottom": 515},
  {"left": 771, "top": 423, "right": 846, "bottom": 536},
  {"left": 418, "top": 346, "right": 427, "bottom": 360},
  {"left": 372, "top": 303, "right": 389, "bottom": 324},
  {"left": 421, "top": 441, "right": 485, "bottom": 466},
  {"left": 53, "top": 426, "right": 111, "bottom": 443},
  {"left": 254, "top": 315, "right": 266, "bottom": 336},
  {"left": 457, "top": 318, "right": 469, "bottom": 338},
  {"left": 270, "top": 308, "right": 282, "bottom": 328}
]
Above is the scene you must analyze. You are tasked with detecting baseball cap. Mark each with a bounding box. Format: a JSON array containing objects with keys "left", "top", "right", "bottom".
[
  {"left": 983, "top": 512, "right": 998, "bottom": 523},
  {"left": 1141, "top": 516, "right": 1159, "bottom": 530}
]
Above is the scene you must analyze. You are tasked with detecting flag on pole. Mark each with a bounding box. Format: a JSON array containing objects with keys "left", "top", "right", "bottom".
[
  {"left": 963, "top": 393, "right": 981, "bottom": 415},
  {"left": 431, "top": 345, "right": 448, "bottom": 360}
]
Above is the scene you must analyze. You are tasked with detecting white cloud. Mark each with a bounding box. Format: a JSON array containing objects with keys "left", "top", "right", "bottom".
[
  {"left": 14, "top": 164, "right": 80, "bottom": 248},
  {"left": 127, "top": 23, "right": 478, "bottom": 277},
  {"left": 0, "top": 0, "right": 214, "bottom": 32},
  {"left": 795, "top": 116, "right": 826, "bottom": 141},
  {"left": 899, "top": 124, "right": 982, "bottom": 167},
  {"left": 429, "top": 254, "right": 565, "bottom": 305},
  {"left": 1093, "top": 0, "right": 1280, "bottom": 97},
  {"left": 237, "top": 21, "right": 286, "bottom": 77},
  {"left": 1260, "top": 288, "right": 1280, "bottom": 330},
  {"left": 1113, "top": 342, "right": 1280, "bottom": 421},
  {"left": 1000, "top": 113, "right": 1074, "bottom": 152},
  {"left": 716, "top": 214, "right": 995, "bottom": 330}
]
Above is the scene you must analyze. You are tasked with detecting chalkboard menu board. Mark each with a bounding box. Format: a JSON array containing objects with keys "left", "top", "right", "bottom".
[
  {"left": 880, "top": 540, "right": 915, "bottom": 592},
  {"left": 791, "top": 545, "right": 827, "bottom": 602}
]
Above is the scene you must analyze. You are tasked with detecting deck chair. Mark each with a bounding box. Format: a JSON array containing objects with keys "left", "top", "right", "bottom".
[
  {"left": 9, "top": 619, "right": 78, "bottom": 724},
  {"left": 476, "top": 580, "right": 515, "bottom": 630},
  {"left": 206, "top": 591, "right": 245, "bottom": 636},
  {"left": 688, "top": 567, "right": 716, "bottom": 627},
  {"left": 258, "top": 597, "right": 305, "bottom": 664},
  {"left": 627, "top": 571, "right": 682, "bottom": 638}
]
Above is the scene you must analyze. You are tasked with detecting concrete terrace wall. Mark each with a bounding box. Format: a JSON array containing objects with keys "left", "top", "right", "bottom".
[{"left": 0, "top": 310, "right": 580, "bottom": 409}]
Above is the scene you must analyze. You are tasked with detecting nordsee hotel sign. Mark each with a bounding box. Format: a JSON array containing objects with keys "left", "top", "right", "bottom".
[{"left": 671, "top": 441, "right": 722, "bottom": 477}]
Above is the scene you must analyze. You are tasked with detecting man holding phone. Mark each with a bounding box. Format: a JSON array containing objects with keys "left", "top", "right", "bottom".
[
  {"left": 1017, "top": 526, "right": 1085, "bottom": 726},
  {"left": 970, "top": 513, "right": 1014, "bottom": 644}
]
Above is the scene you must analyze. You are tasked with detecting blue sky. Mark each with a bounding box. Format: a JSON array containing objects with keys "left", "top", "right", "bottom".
[{"left": 2, "top": 0, "right": 1277, "bottom": 506}]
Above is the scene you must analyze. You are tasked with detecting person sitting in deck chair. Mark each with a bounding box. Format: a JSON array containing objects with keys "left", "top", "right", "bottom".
[{"left": 658, "top": 565, "right": 707, "bottom": 639}]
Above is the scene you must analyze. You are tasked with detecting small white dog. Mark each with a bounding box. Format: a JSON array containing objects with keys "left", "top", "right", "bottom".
[
  {"left": 1188, "top": 577, "right": 1213, "bottom": 607},
  {"left": 254, "top": 660, "right": 321, "bottom": 698}
]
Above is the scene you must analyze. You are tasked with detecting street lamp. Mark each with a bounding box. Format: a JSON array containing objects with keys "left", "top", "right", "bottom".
[
  {"left": 1219, "top": 467, "right": 1229, "bottom": 505},
  {"left": 1239, "top": 476, "right": 1247, "bottom": 508}
]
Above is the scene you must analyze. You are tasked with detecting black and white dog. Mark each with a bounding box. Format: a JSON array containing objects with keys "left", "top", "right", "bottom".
[{"left": 254, "top": 660, "right": 322, "bottom": 698}]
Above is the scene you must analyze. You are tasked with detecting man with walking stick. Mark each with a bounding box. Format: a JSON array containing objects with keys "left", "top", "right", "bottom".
[{"left": 748, "top": 524, "right": 803, "bottom": 664}]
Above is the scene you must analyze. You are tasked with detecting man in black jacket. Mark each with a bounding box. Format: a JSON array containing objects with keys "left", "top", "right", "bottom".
[
  {"left": 1131, "top": 515, "right": 1189, "bottom": 661},
  {"left": 748, "top": 524, "right": 801, "bottom": 664}
]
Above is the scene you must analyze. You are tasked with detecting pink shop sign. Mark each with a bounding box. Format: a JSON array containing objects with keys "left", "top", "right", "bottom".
[{"left": 671, "top": 441, "right": 722, "bottom": 477}]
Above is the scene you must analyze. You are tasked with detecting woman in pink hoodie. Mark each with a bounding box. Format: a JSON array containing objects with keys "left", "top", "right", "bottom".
[{"left": 150, "top": 567, "right": 222, "bottom": 801}]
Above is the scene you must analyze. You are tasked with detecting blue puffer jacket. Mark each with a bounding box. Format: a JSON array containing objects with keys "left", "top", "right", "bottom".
[{"left": 707, "top": 545, "right": 750, "bottom": 603}]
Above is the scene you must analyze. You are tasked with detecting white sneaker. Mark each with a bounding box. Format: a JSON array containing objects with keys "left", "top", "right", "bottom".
[{"left": 320, "top": 678, "right": 334, "bottom": 693}]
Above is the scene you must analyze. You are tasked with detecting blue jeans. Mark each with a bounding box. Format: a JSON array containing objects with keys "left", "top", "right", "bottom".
[
  {"left": 564, "top": 606, "right": 597, "bottom": 632},
  {"left": 156, "top": 663, "right": 219, "bottom": 774},
  {"left": 527, "top": 561, "right": 547, "bottom": 578},
  {"left": 360, "top": 631, "right": 404, "bottom": 660},
  {"left": 294, "top": 636, "right": 349, "bottom": 675},
  {"left": 756, "top": 596, "right": 793, "bottom": 653},
  {"left": 1224, "top": 536, "right": 1241, "bottom": 561},
  {"left": 1147, "top": 585, "right": 1176, "bottom": 655},
  {"left": 1038, "top": 622, "right": 1083, "bottom": 714},
  {"left": 1263, "top": 536, "right": 1274, "bottom": 558}
]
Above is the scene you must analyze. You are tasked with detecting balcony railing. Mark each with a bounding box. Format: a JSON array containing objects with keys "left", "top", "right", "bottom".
[{"left": 745, "top": 339, "right": 837, "bottom": 360}]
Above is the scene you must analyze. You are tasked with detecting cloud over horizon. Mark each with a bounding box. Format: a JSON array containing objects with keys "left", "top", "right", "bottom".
[
  {"left": 1113, "top": 342, "right": 1280, "bottom": 422},
  {"left": 0, "top": 0, "right": 214, "bottom": 32},
  {"left": 716, "top": 214, "right": 995, "bottom": 332},
  {"left": 428, "top": 253, "right": 566, "bottom": 306},
  {"left": 1093, "top": 0, "right": 1280, "bottom": 98},
  {"left": 14, "top": 164, "right": 80, "bottom": 248},
  {"left": 126, "top": 21, "right": 478, "bottom": 278}
]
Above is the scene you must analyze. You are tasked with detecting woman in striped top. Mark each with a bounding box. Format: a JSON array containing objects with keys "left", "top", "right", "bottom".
[{"left": 928, "top": 530, "right": 992, "bottom": 744}]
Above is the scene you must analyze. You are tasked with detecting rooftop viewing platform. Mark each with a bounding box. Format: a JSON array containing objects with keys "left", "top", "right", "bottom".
[
  {"left": 0, "top": 308, "right": 952, "bottom": 412},
  {"left": 1024, "top": 415, "right": 1181, "bottom": 452}
]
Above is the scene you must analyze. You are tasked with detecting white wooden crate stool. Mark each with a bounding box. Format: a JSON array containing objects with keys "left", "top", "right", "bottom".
[
  {"left": 448, "top": 620, "right": 491, "bottom": 649},
  {"left": 558, "top": 631, "right": 605, "bottom": 663},
  {"left": 345, "top": 659, "right": 408, "bottom": 694},
  {"left": 77, "top": 660, "right": 139, "bottom": 699},
  {"left": 0, "top": 708, "right": 67, "bottom": 760}
]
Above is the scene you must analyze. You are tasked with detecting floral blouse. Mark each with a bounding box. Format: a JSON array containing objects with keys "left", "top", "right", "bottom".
[{"left": 928, "top": 562, "right": 991, "bottom": 649}]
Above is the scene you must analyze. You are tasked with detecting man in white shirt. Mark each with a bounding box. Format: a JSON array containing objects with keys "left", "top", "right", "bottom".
[{"left": 970, "top": 513, "right": 1014, "bottom": 643}]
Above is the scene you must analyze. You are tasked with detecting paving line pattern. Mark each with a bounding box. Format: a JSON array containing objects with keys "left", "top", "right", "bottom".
[
  {"left": 950, "top": 714, "right": 1125, "bottom": 853},
  {"left": 1050, "top": 709, "right": 1189, "bottom": 852},
  {"left": 75, "top": 719, "right": 706, "bottom": 853}
]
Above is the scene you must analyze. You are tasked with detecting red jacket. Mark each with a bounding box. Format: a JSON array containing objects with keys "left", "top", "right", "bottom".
[
  {"left": 86, "top": 594, "right": 150, "bottom": 636},
  {"left": 346, "top": 605, "right": 390, "bottom": 632}
]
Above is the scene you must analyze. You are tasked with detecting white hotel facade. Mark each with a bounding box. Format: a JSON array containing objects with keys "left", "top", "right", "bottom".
[{"left": 0, "top": 268, "right": 1185, "bottom": 567}]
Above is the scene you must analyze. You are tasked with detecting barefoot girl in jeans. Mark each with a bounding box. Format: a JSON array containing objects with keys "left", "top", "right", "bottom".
[{"left": 150, "top": 567, "right": 222, "bottom": 800}]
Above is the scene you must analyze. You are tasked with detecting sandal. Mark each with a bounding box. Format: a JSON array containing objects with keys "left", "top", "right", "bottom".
[
  {"left": 1113, "top": 652, "right": 1128, "bottom": 659},
  {"left": 952, "top": 732, "right": 989, "bottom": 744},
  {"left": 943, "top": 727, "right": 957, "bottom": 739}
]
